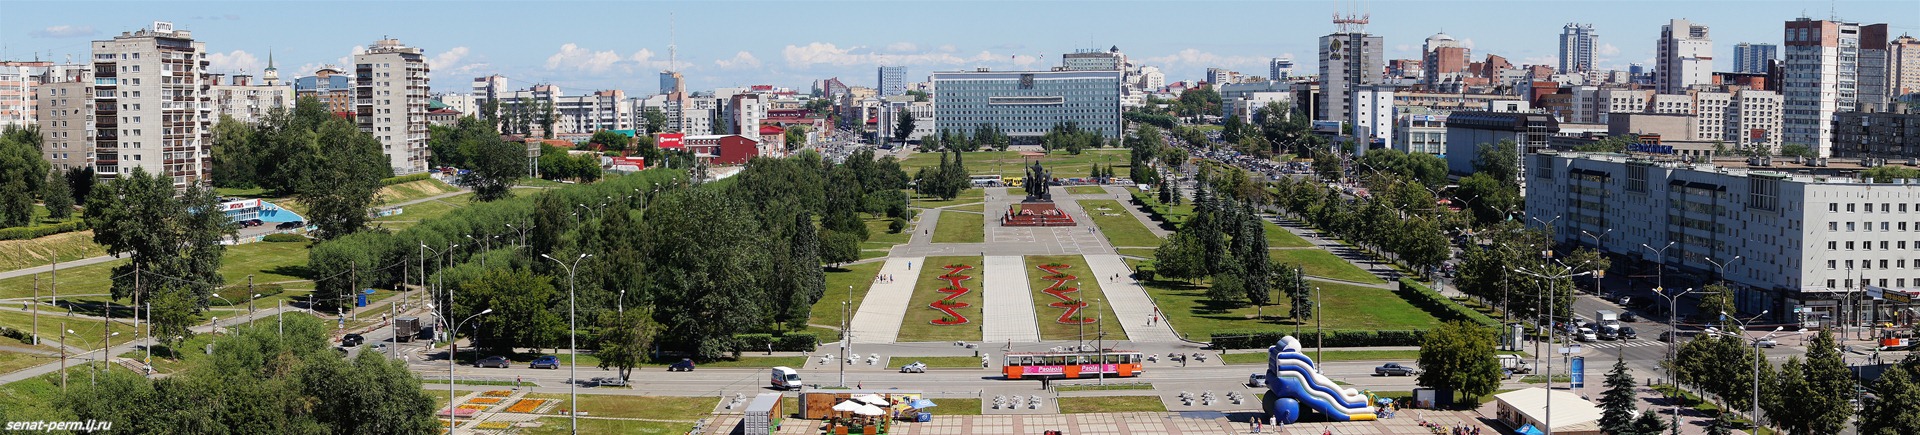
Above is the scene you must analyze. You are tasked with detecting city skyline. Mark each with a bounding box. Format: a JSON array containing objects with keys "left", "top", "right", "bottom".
[{"left": 3, "top": 1, "right": 1915, "bottom": 94}]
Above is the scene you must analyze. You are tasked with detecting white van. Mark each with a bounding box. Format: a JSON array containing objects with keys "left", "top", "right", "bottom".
[{"left": 771, "top": 366, "right": 803, "bottom": 390}]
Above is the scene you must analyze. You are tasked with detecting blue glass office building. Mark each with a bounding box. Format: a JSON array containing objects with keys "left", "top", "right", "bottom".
[{"left": 930, "top": 70, "right": 1123, "bottom": 140}]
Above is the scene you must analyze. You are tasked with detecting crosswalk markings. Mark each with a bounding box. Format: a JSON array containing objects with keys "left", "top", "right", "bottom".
[{"left": 1578, "top": 340, "right": 1663, "bottom": 348}]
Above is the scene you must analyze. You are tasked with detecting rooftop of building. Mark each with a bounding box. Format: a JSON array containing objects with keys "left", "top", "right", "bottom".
[{"left": 1544, "top": 150, "right": 1920, "bottom": 185}]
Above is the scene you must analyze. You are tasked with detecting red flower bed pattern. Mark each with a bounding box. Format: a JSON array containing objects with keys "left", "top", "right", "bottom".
[
  {"left": 1037, "top": 264, "right": 1095, "bottom": 325},
  {"left": 929, "top": 265, "right": 974, "bottom": 325}
]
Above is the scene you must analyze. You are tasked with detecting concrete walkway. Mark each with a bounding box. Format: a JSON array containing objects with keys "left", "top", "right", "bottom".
[
  {"left": 850, "top": 257, "right": 922, "bottom": 344},
  {"left": 1083, "top": 254, "right": 1184, "bottom": 343},
  {"left": 981, "top": 256, "right": 1039, "bottom": 343}
]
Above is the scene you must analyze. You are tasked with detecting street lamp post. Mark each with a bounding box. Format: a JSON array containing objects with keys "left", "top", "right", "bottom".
[
  {"left": 542, "top": 252, "right": 592, "bottom": 435},
  {"left": 1653, "top": 286, "right": 1702, "bottom": 432},
  {"left": 448, "top": 309, "right": 492, "bottom": 434},
  {"left": 1641, "top": 242, "right": 1677, "bottom": 296},
  {"left": 1714, "top": 311, "right": 1797, "bottom": 433},
  {"left": 1511, "top": 264, "right": 1593, "bottom": 435},
  {"left": 1698, "top": 254, "right": 1745, "bottom": 315},
  {"left": 1579, "top": 229, "right": 1612, "bottom": 297}
]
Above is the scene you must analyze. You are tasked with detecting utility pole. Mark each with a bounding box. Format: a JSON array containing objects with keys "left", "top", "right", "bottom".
[
  {"left": 59, "top": 320, "right": 66, "bottom": 391},
  {"left": 1315, "top": 285, "right": 1323, "bottom": 363},
  {"left": 32, "top": 276, "right": 38, "bottom": 346},
  {"left": 247, "top": 275, "right": 255, "bottom": 326}
]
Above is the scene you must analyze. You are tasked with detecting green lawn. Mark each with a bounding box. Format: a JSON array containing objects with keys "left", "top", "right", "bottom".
[
  {"left": 1262, "top": 221, "right": 1314, "bottom": 248},
  {"left": 812, "top": 262, "right": 885, "bottom": 335},
  {"left": 523, "top": 417, "right": 692, "bottom": 435},
  {"left": 1222, "top": 349, "right": 1526, "bottom": 365},
  {"left": 216, "top": 240, "right": 313, "bottom": 285},
  {"left": 371, "top": 193, "right": 474, "bottom": 230},
  {"left": 886, "top": 356, "right": 987, "bottom": 369},
  {"left": 931, "top": 210, "right": 984, "bottom": 243},
  {"left": 376, "top": 178, "right": 459, "bottom": 206},
  {"left": 0, "top": 309, "right": 139, "bottom": 351},
  {"left": 1269, "top": 248, "right": 1384, "bottom": 284},
  {"left": 863, "top": 216, "right": 909, "bottom": 249},
  {"left": 1064, "top": 186, "right": 1109, "bottom": 195},
  {"left": 950, "top": 203, "right": 985, "bottom": 213},
  {"left": 897, "top": 149, "right": 1130, "bottom": 179},
  {"left": 0, "top": 350, "right": 49, "bottom": 375},
  {"left": 1129, "top": 189, "right": 1196, "bottom": 228},
  {"left": 897, "top": 256, "right": 982, "bottom": 342},
  {"left": 1057, "top": 396, "right": 1167, "bottom": 414},
  {"left": 1127, "top": 259, "right": 1437, "bottom": 342},
  {"left": 0, "top": 372, "right": 66, "bottom": 421},
  {"left": 0, "top": 229, "right": 108, "bottom": 273},
  {"left": 1078, "top": 200, "right": 1162, "bottom": 248},
  {"left": 932, "top": 398, "right": 983, "bottom": 415},
  {"left": 525, "top": 393, "right": 714, "bottom": 420},
  {"left": 1025, "top": 256, "right": 1127, "bottom": 341},
  {"left": 1054, "top": 382, "right": 1153, "bottom": 392},
  {"left": 908, "top": 188, "right": 984, "bottom": 209}
]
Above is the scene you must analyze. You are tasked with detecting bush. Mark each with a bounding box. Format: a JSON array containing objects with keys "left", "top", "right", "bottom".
[
  {"left": 262, "top": 233, "right": 309, "bottom": 243},
  {"left": 888, "top": 217, "right": 907, "bottom": 233},
  {"left": 731, "top": 332, "right": 819, "bottom": 352},
  {"left": 209, "top": 284, "right": 286, "bottom": 306},
  {"left": 379, "top": 173, "right": 432, "bottom": 186},
  {"left": 1398, "top": 279, "right": 1500, "bottom": 329},
  {"left": 0, "top": 220, "right": 88, "bottom": 241},
  {"left": 1209, "top": 329, "right": 1428, "bottom": 349}
]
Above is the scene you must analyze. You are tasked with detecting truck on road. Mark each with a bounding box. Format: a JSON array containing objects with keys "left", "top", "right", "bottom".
[
  {"left": 1497, "top": 354, "right": 1532, "bottom": 376},
  {"left": 393, "top": 317, "right": 421, "bottom": 342},
  {"left": 1595, "top": 310, "right": 1620, "bottom": 326}
]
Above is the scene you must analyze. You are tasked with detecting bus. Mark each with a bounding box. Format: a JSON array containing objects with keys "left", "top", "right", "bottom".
[
  {"left": 971, "top": 174, "right": 1002, "bottom": 187},
  {"left": 1002, "top": 350, "right": 1144, "bottom": 379},
  {"left": 1001, "top": 176, "right": 1023, "bottom": 187}
]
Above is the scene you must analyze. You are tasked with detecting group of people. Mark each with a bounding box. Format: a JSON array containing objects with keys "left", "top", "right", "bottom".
[{"left": 875, "top": 274, "right": 896, "bottom": 283}]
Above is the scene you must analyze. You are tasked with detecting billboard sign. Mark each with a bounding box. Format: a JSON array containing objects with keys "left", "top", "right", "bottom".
[
  {"left": 657, "top": 132, "right": 685, "bottom": 149},
  {"left": 1312, "top": 120, "right": 1344, "bottom": 134}
]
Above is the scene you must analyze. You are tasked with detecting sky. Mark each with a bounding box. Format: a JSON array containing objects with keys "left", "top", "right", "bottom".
[{"left": 4, "top": 0, "right": 1916, "bottom": 96}]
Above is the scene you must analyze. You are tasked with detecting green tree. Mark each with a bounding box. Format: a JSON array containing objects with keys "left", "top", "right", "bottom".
[
  {"left": 1778, "top": 143, "right": 1817, "bottom": 159},
  {"left": 1695, "top": 283, "right": 1737, "bottom": 325},
  {"left": 84, "top": 167, "right": 235, "bottom": 307},
  {"left": 588, "top": 130, "right": 631, "bottom": 152},
  {"left": 295, "top": 118, "right": 390, "bottom": 240},
  {"left": 596, "top": 307, "right": 662, "bottom": 382},
  {"left": 1600, "top": 357, "right": 1639, "bottom": 435},
  {"left": 820, "top": 230, "right": 861, "bottom": 267},
  {"left": 210, "top": 115, "right": 260, "bottom": 187},
  {"left": 785, "top": 126, "right": 809, "bottom": 151},
  {"left": 0, "top": 125, "right": 49, "bottom": 227},
  {"left": 42, "top": 170, "right": 73, "bottom": 219},
  {"left": 1205, "top": 271, "right": 1244, "bottom": 306},
  {"left": 463, "top": 267, "right": 564, "bottom": 354},
  {"left": 643, "top": 188, "right": 770, "bottom": 359},
  {"left": 468, "top": 136, "right": 526, "bottom": 201},
  {"left": 893, "top": 108, "right": 915, "bottom": 145},
  {"left": 1859, "top": 354, "right": 1920, "bottom": 435},
  {"left": 1572, "top": 133, "right": 1638, "bottom": 153},
  {"left": 1633, "top": 407, "right": 1669, "bottom": 435},
  {"left": 1863, "top": 165, "right": 1920, "bottom": 183},
  {"left": 64, "top": 166, "right": 95, "bottom": 210},
  {"left": 1767, "top": 330, "right": 1854, "bottom": 435},
  {"left": 1416, "top": 320, "right": 1503, "bottom": 403},
  {"left": 775, "top": 212, "right": 826, "bottom": 327},
  {"left": 905, "top": 90, "right": 929, "bottom": 102},
  {"left": 1474, "top": 140, "right": 1521, "bottom": 187},
  {"left": 641, "top": 108, "right": 668, "bottom": 134}
]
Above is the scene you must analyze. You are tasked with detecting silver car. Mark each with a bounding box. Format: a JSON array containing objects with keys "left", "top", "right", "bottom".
[{"left": 1248, "top": 373, "right": 1267, "bottom": 387}]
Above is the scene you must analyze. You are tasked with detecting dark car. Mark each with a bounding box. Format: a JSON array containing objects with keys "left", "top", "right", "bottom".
[
  {"left": 477, "top": 356, "right": 511, "bottom": 368},
  {"left": 341, "top": 334, "right": 364, "bottom": 347},
  {"left": 1619, "top": 326, "right": 1638, "bottom": 339},
  {"left": 1621, "top": 311, "right": 1640, "bottom": 323},
  {"left": 1375, "top": 363, "right": 1420, "bottom": 376},
  {"left": 531, "top": 355, "right": 560, "bottom": 369},
  {"left": 668, "top": 358, "right": 696, "bottom": 372}
]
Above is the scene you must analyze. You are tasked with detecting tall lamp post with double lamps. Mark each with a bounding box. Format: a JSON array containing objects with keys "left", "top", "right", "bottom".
[
  {"left": 1712, "top": 311, "right": 1799, "bottom": 433},
  {"left": 543, "top": 252, "right": 592, "bottom": 435},
  {"left": 1510, "top": 263, "right": 1592, "bottom": 435},
  {"left": 448, "top": 309, "right": 492, "bottom": 434},
  {"left": 1652, "top": 285, "right": 1705, "bottom": 433}
]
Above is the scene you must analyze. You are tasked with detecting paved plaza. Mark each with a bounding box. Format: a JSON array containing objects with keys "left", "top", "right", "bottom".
[
  {"left": 851, "top": 257, "right": 923, "bottom": 344},
  {"left": 700, "top": 407, "right": 1501, "bottom": 435},
  {"left": 982, "top": 255, "right": 1042, "bottom": 343}
]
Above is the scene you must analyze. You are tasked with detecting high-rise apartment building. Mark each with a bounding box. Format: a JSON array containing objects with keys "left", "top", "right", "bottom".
[
  {"left": 1783, "top": 18, "right": 1887, "bottom": 156},
  {"left": 1858, "top": 24, "right": 1891, "bottom": 111},
  {"left": 1733, "top": 43, "right": 1778, "bottom": 74},
  {"left": 1892, "top": 34, "right": 1920, "bottom": 98},
  {"left": 1422, "top": 33, "right": 1469, "bottom": 92},
  {"left": 0, "top": 61, "right": 85, "bottom": 129},
  {"left": 1559, "top": 23, "right": 1598, "bottom": 74},
  {"left": 353, "top": 38, "right": 430, "bottom": 174},
  {"left": 207, "top": 73, "right": 291, "bottom": 124},
  {"left": 296, "top": 67, "right": 354, "bottom": 115},
  {"left": 1319, "top": 30, "right": 1384, "bottom": 122},
  {"left": 1656, "top": 19, "right": 1713, "bottom": 94},
  {"left": 75, "top": 22, "right": 213, "bottom": 188},
  {"left": 1270, "top": 57, "right": 1294, "bottom": 81},
  {"left": 37, "top": 77, "right": 90, "bottom": 172},
  {"left": 471, "top": 74, "right": 508, "bottom": 110},
  {"left": 877, "top": 66, "right": 907, "bottom": 96}
]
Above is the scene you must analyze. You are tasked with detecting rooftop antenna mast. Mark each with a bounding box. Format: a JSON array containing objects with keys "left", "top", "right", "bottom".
[
  {"left": 1333, "top": 0, "right": 1370, "bottom": 33},
  {"left": 669, "top": 13, "right": 678, "bottom": 72}
]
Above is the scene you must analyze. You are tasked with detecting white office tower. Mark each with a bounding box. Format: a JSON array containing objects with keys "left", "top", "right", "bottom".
[
  {"left": 1559, "top": 23, "right": 1598, "bottom": 74},
  {"left": 1270, "top": 57, "right": 1294, "bottom": 81},
  {"left": 1319, "top": 29, "right": 1384, "bottom": 122},
  {"left": 877, "top": 66, "right": 907, "bottom": 97},
  {"left": 1655, "top": 18, "right": 1712, "bottom": 94},
  {"left": 1782, "top": 18, "right": 1887, "bottom": 156},
  {"left": 354, "top": 38, "right": 431, "bottom": 174}
]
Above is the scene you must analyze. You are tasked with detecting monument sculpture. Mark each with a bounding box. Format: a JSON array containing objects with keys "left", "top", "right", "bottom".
[{"left": 1002, "top": 160, "right": 1076, "bottom": 227}]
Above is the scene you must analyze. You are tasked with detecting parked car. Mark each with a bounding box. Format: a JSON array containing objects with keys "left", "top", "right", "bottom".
[
  {"left": 531, "top": 355, "right": 560, "bottom": 369},
  {"left": 1375, "top": 363, "right": 1420, "bottom": 376},
  {"left": 1248, "top": 373, "right": 1267, "bottom": 387},
  {"left": 1619, "top": 326, "right": 1638, "bottom": 339},
  {"left": 899, "top": 362, "right": 927, "bottom": 373},
  {"left": 1622, "top": 311, "right": 1640, "bottom": 323},
  {"left": 1577, "top": 328, "right": 1599, "bottom": 342},
  {"left": 1756, "top": 338, "right": 1778, "bottom": 348},
  {"left": 341, "top": 334, "right": 364, "bottom": 347},
  {"left": 477, "top": 356, "right": 511, "bottom": 368},
  {"left": 1659, "top": 331, "right": 1691, "bottom": 343},
  {"left": 668, "top": 358, "right": 696, "bottom": 372}
]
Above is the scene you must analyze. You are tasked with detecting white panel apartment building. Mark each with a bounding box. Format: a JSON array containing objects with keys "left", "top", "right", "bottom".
[
  {"left": 207, "top": 75, "right": 291, "bottom": 124},
  {"left": 1656, "top": 19, "right": 1713, "bottom": 94},
  {"left": 1528, "top": 151, "right": 1916, "bottom": 326},
  {"left": 354, "top": 38, "right": 430, "bottom": 174},
  {"left": 1585, "top": 87, "right": 1780, "bottom": 150},
  {"left": 1782, "top": 18, "right": 1867, "bottom": 157},
  {"left": 37, "top": 78, "right": 92, "bottom": 172},
  {"left": 1, "top": 61, "right": 86, "bottom": 129}
]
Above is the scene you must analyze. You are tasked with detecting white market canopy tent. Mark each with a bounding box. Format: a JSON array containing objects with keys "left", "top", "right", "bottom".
[{"left": 1492, "top": 388, "right": 1603, "bottom": 434}]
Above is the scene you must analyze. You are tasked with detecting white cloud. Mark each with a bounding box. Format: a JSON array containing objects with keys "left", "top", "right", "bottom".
[
  {"left": 714, "top": 51, "right": 762, "bottom": 69},
  {"left": 886, "top": 42, "right": 917, "bottom": 52},
  {"left": 628, "top": 49, "right": 677, "bottom": 71},
  {"left": 1141, "top": 48, "right": 1265, "bottom": 70},
  {"left": 206, "top": 50, "right": 262, "bottom": 74},
  {"left": 938, "top": 45, "right": 957, "bottom": 53},
  {"left": 545, "top": 43, "right": 625, "bottom": 74},
  {"left": 430, "top": 46, "right": 470, "bottom": 71},
  {"left": 1458, "top": 38, "right": 1476, "bottom": 50},
  {"left": 33, "top": 25, "right": 96, "bottom": 38},
  {"left": 1596, "top": 43, "right": 1620, "bottom": 57}
]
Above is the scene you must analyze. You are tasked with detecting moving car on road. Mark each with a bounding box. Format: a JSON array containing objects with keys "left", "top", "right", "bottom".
[
  {"left": 341, "top": 334, "right": 364, "bottom": 347},
  {"left": 899, "top": 362, "right": 927, "bottom": 373},
  {"left": 669, "top": 358, "right": 696, "bottom": 372},
  {"left": 1375, "top": 363, "right": 1420, "bottom": 376},
  {"left": 477, "top": 356, "right": 511, "bottom": 368},
  {"left": 531, "top": 355, "right": 560, "bottom": 369},
  {"left": 1248, "top": 373, "right": 1267, "bottom": 387}
]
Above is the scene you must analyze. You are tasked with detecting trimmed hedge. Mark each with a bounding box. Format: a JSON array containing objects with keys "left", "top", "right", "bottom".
[
  {"left": 1398, "top": 278, "right": 1501, "bottom": 329},
  {"left": 379, "top": 173, "right": 432, "bottom": 186},
  {"left": 262, "top": 233, "right": 309, "bottom": 243},
  {"left": 1210, "top": 329, "right": 1427, "bottom": 350},
  {"left": 0, "top": 220, "right": 88, "bottom": 241},
  {"left": 210, "top": 284, "right": 286, "bottom": 305},
  {"left": 733, "top": 332, "right": 820, "bottom": 352}
]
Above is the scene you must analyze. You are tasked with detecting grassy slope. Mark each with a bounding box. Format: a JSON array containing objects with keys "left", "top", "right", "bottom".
[
  {"left": 896, "top": 256, "right": 983, "bottom": 342},
  {"left": 1078, "top": 200, "right": 1162, "bottom": 248},
  {"left": 0, "top": 230, "right": 108, "bottom": 272},
  {"left": 1269, "top": 248, "right": 1384, "bottom": 284},
  {"left": 931, "top": 210, "right": 984, "bottom": 243},
  {"left": 810, "top": 262, "right": 885, "bottom": 334},
  {"left": 1024, "top": 256, "right": 1127, "bottom": 341},
  {"left": 897, "top": 149, "right": 1130, "bottom": 179},
  {"left": 1126, "top": 259, "right": 1436, "bottom": 342}
]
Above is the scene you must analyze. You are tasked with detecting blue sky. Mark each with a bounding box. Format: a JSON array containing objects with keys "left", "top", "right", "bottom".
[{"left": 5, "top": 1, "right": 1915, "bottom": 96}]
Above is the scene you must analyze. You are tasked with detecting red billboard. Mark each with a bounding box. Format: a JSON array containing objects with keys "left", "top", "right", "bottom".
[{"left": 657, "top": 132, "right": 685, "bottom": 149}]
